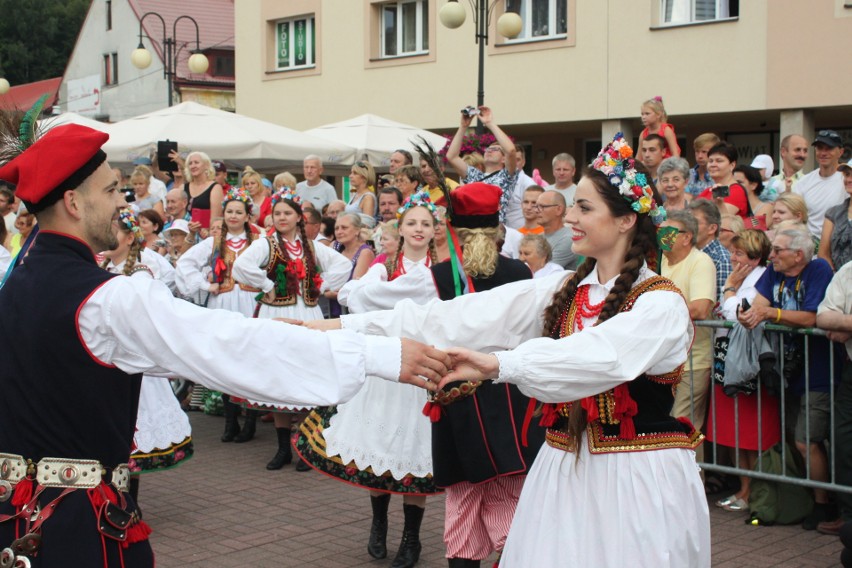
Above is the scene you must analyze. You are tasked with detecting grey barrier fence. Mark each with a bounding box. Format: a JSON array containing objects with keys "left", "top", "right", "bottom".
[{"left": 690, "top": 319, "right": 850, "bottom": 495}]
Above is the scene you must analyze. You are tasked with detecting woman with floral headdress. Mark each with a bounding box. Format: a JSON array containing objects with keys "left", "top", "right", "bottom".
[
  {"left": 298, "top": 191, "right": 441, "bottom": 568},
  {"left": 101, "top": 208, "right": 193, "bottom": 505},
  {"left": 322, "top": 135, "right": 709, "bottom": 567},
  {"left": 232, "top": 188, "right": 353, "bottom": 471},
  {"left": 176, "top": 187, "right": 263, "bottom": 442}
]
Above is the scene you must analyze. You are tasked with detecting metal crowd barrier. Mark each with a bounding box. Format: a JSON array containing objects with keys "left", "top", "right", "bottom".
[{"left": 689, "top": 319, "right": 850, "bottom": 495}]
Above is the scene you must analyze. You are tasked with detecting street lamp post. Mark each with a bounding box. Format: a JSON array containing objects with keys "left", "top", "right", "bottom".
[
  {"left": 130, "top": 12, "right": 209, "bottom": 107},
  {"left": 0, "top": 59, "right": 10, "bottom": 96},
  {"left": 439, "top": 0, "right": 522, "bottom": 133}
]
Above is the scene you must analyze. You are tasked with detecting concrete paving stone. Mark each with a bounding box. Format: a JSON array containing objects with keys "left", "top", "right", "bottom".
[{"left": 143, "top": 412, "right": 844, "bottom": 567}]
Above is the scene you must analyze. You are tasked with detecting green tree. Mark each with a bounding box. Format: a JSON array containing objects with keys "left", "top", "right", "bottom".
[{"left": 0, "top": 0, "right": 90, "bottom": 85}]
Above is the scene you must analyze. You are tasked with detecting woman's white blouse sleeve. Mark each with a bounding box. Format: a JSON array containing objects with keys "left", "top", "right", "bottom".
[
  {"left": 232, "top": 237, "right": 274, "bottom": 293},
  {"left": 175, "top": 237, "right": 214, "bottom": 296}
]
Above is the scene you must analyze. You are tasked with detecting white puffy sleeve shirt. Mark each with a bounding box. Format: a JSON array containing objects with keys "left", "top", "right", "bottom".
[
  {"left": 338, "top": 259, "right": 438, "bottom": 313},
  {"left": 341, "top": 266, "right": 692, "bottom": 404},
  {"left": 77, "top": 276, "right": 403, "bottom": 407},
  {"left": 232, "top": 235, "right": 353, "bottom": 294},
  {"left": 176, "top": 236, "right": 216, "bottom": 295}
]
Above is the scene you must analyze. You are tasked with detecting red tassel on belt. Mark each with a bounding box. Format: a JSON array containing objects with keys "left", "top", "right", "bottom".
[{"left": 422, "top": 401, "right": 442, "bottom": 423}]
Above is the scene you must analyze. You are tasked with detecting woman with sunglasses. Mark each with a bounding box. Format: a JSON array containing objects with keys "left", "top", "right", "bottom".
[{"left": 346, "top": 161, "right": 378, "bottom": 222}]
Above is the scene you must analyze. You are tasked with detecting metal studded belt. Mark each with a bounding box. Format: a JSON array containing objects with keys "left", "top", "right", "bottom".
[{"left": 0, "top": 453, "right": 130, "bottom": 496}]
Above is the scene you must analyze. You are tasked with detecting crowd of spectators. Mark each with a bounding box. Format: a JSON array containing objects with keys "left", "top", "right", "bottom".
[{"left": 3, "top": 106, "right": 852, "bottom": 550}]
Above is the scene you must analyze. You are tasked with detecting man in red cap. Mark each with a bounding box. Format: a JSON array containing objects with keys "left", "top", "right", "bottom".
[{"left": 0, "top": 123, "right": 449, "bottom": 567}]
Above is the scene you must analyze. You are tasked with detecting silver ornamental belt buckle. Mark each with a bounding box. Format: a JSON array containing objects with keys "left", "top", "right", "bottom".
[
  {"left": 37, "top": 458, "right": 102, "bottom": 490},
  {"left": 0, "top": 455, "right": 26, "bottom": 485}
]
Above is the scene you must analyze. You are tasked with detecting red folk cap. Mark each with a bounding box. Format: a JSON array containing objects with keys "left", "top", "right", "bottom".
[
  {"left": 449, "top": 182, "right": 502, "bottom": 229},
  {"left": 0, "top": 124, "right": 109, "bottom": 205}
]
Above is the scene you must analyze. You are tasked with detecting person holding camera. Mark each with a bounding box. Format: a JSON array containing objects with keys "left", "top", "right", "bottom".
[
  {"left": 445, "top": 106, "right": 518, "bottom": 224},
  {"left": 697, "top": 142, "right": 749, "bottom": 220},
  {"left": 738, "top": 226, "right": 841, "bottom": 530}
]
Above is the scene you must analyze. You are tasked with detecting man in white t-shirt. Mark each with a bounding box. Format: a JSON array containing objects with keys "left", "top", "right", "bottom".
[
  {"left": 546, "top": 153, "right": 577, "bottom": 207},
  {"left": 296, "top": 155, "right": 338, "bottom": 211},
  {"left": 794, "top": 130, "right": 846, "bottom": 238}
]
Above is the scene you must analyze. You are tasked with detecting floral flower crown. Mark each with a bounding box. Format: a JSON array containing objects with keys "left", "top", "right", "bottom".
[
  {"left": 224, "top": 186, "right": 253, "bottom": 208},
  {"left": 118, "top": 207, "right": 145, "bottom": 245},
  {"left": 270, "top": 188, "right": 300, "bottom": 208},
  {"left": 591, "top": 133, "right": 667, "bottom": 227},
  {"left": 398, "top": 190, "right": 439, "bottom": 223}
]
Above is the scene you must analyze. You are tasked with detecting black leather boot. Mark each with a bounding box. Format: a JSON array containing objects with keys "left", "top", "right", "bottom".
[
  {"left": 367, "top": 493, "right": 391, "bottom": 559},
  {"left": 233, "top": 409, "right": 258, "bottom": 443},
  {"left": 391, "top": 503, "right": 424, "bottom": 567},
  {"left": 447, "top": 559, "right": 480, "bottom": 567},
  {"left": 220, "top": 394, "right": 241, "bottom": 442},
  {"left": 266, "top": 427, "right": 292, "bottom": 470}
]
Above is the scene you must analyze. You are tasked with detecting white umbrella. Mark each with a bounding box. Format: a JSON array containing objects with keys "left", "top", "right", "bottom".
[
  {"left": 39, "top": 112, "right": 111, "bottom": 133},
  {"left": 102, "top": 101, "right": 356, "bottom": 171},
  {"left": 305, "top": 113, "right": 448, "bottom": 168}
]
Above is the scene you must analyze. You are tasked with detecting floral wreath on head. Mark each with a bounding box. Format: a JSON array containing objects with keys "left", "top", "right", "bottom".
[
  {"left": 397, "top": 190, "right": 440, "bottom": 223},
  {"left": 270, "top": 188, "right": 300, "bottom": 209},
  {"left": 223, "top": 186, "right": 253, "bottom": 209},
  {"left": 118, "top": 207, "right": 145, "bottom": 245},
  {"left": 591, "top": 132, "right": 667, "bottom": 227}
]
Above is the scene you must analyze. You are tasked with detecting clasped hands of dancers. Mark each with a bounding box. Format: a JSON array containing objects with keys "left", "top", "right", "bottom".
[{"left": 276, "top": 316, "right": 492, "bottom": 392}]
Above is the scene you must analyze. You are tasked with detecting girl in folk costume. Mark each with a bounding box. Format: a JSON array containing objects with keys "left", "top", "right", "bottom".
[
  {"left": 176, "top": 187, "right": 262, "bottom": 443},
  {"left": 232, "top": 188, "right": 353, "bottom": 470},
  {"left": 101, "top": 208, "right": 193, "bottom": 504},
  {"left": 309, "top": 182, "right": 544, "bottom": 567},
  {"left": 298, "top": 191, "right": 440, "bottom": 568},
  {"left": 337, "top": 134, "right": 709, "bottom": 567}
]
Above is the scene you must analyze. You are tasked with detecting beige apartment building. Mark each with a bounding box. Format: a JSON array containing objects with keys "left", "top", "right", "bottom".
[{"left": 235, "top": 0, "right": 852, "bottom": 172}]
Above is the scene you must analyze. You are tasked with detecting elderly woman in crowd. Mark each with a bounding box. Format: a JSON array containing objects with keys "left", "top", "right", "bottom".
[
  {"left": 817, "top": 161, "right": 852, "bottom": 270},
  {"left": 706, "top": 229, "right": 780, "bottom": 512},
  {"left": 517, "top": 233, "right": 564, "bottom": 278},
  {"left": 657, "top": 157, "right": 692, "bottom": 211}
]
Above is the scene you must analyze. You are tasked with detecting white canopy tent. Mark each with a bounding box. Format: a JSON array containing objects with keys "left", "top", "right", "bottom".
[
  {"left": 304, "top": 113, "right": 448, "bottom": 168},
  {"left": 39, "top": 112, "right": 111, "bottom": 133},
  {"left": 102, "top": 102, "right": 356, "bottom": 172}
]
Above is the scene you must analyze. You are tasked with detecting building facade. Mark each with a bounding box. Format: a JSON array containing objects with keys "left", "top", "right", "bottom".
[
  {"left": 235, "top": 0, "right": 852, "bottom": 173},
  {"left": 60, "top": 0, "right": 235, "bottom": 122}
]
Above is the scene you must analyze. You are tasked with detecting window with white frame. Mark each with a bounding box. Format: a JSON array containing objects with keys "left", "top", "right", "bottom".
[
  {"left": 661, "top": 0, "right": 738, "bottom": 25},
  {"left": 504, "top": 0, "right": 567, "bottom": 42},
  {"left": 381, "top": 0, "right": 429, "bottom": 58},
  {"left": 275, "top": 15, "right": 316, "bottom": 70}
]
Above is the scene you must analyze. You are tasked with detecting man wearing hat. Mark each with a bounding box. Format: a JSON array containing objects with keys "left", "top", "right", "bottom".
[
  {"left": 0, "top": 123, "right": 449, "bottom": 566},
  {"left": 794, "top": 130, "right": 847, "bottom": 238}
]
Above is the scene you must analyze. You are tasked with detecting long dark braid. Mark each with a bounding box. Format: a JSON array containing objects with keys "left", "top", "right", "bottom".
[
  {"left": 541, "top": 168, "right": 661, "bottom": 453},
  {"left": 299, "top": 219, "right": 321, "bottom": 301}
]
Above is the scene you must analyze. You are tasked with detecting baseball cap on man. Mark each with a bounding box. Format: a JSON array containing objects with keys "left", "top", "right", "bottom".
[
  {"left": 812, "top": 130, "right": 843, "bottom": 148},
  {"left": 212, "top": 160, "right": 227, "bottom": 173}
]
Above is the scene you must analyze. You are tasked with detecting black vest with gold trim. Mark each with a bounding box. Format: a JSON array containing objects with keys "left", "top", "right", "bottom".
[
  {"left": 543, "top": 275, "right": 704, "bottom": 454},
  {"left": 259, "top": 236, "right": 320, "bottom": 307},
  {"left": 213, "top": 237, "right": 261, "bottom": 294}
]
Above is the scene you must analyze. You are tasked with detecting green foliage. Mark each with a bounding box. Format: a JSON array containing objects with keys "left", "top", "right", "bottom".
[{"left": 0, "top": 0, "right": 90, "bottom": 85}]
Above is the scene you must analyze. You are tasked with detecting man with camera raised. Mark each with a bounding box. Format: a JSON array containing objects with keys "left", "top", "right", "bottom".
[{"left": 445, "top": 106, "right": 517, "bottom": 224}]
